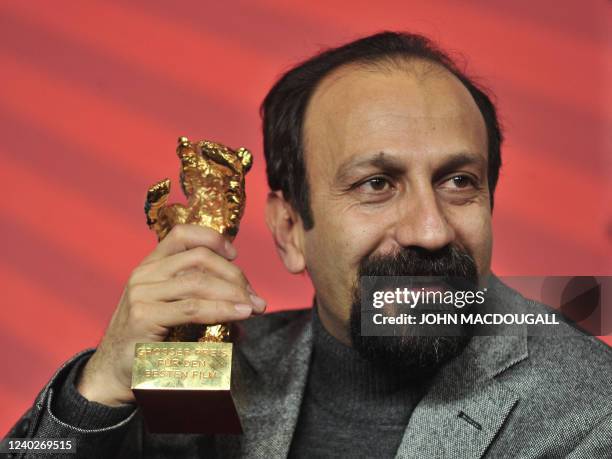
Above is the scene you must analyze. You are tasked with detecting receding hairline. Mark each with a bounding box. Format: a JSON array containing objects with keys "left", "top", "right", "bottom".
[
  {"left": 307, "top": 55, "right": 455, "bottom": 102},
  {"left": 302, "top": 55, "right": 484, "bottom": 154}
]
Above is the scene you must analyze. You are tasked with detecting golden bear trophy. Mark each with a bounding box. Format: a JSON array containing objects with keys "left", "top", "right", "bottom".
[{"left": 131, "top": 136, "right": 252, "bottom": 434}]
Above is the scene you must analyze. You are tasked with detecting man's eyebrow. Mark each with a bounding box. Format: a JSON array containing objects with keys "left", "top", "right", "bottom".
[
  {"left": 335, "top": 151, "right": 486, "bottom": 183},
  {"left": 335, "top": 152, "right": 406, "bottom": 182}
]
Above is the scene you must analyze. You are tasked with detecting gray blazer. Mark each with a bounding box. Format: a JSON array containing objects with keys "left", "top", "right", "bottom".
[{"left": 6, "top": 277, "right": 612, "bottom": 458}]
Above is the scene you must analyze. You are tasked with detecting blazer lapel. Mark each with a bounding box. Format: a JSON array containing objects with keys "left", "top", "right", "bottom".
[
  {"left": 215, "top": 312, "right": 314, "bottom": 458},
  {"left": 396, "top": 276, "right": 530, "bottom": 459},
  {"left": 395, "top": 334, "right": 527, "bottom": 459}
]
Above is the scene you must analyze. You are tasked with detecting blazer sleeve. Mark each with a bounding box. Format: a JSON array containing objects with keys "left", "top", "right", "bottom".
[{"left": 4, "top": 349, "right": 141, "bottom": 459}]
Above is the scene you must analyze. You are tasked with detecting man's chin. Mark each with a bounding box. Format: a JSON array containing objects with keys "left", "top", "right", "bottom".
[{"left": 350, "top": 333, "right": 471, "bottom": 379}]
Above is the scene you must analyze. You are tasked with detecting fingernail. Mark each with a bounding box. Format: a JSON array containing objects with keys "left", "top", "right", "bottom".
[
  {"left": 225, "top": 240, "right": 237, "bottom": 259},
  {"left": 234, "top": 304, "right": 252, "bottom": 315},
  {"left": 249, "top": 294, "right": 267, "bottom": 309}
]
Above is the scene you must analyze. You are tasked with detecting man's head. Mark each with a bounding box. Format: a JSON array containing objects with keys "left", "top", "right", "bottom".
[{"left": 263, "top": 32, "right": 502, "bottom": 371}]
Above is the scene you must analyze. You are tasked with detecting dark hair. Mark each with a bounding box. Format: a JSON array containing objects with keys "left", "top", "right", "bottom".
[{"left": 261, "top": 31, "right": 503, "bottom": 230}]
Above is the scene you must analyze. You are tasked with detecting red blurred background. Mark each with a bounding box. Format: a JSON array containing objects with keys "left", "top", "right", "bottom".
[{"left": 1, "top": 1, "right": 610, "bottom": 433}]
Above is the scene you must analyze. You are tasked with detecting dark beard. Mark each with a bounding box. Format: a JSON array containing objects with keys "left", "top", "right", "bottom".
[{"left": 349, "top": 245, "right": 478, "bottom": 379}]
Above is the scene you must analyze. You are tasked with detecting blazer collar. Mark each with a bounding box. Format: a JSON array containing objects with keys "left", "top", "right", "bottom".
[
  {"left": 217, "top": 275, "right": 529, "bottom": 458},
  {"left": 215, "top": 311, "right": 314, "bottom": 458}
]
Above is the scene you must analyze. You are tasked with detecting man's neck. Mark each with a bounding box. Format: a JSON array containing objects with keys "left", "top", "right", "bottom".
[
  {"left": 314, "top": 296, "right": 353, "bottom": 346},
  {"left": 301, "top": 305, "right": 427, "bottom": 418}
]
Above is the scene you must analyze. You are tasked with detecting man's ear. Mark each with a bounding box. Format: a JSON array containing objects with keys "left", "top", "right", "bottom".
[{"left": 265, "top": 191, "right": 306, "bottom": 274}]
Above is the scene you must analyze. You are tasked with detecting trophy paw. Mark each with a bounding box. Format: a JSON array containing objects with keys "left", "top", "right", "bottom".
[
  {"left": 145, "top": 178, "right": 171, "bottom": 227},
  {"left": 236, "top": 147, "right": 253, "bottom": 173}
]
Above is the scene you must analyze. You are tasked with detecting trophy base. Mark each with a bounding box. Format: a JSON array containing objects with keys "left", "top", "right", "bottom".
[
  {"left": 131, "top": 341, "right": 242, "bottom": 434},
  {"left": 133, "top": 387, "right": 242, "bottom": 434}
]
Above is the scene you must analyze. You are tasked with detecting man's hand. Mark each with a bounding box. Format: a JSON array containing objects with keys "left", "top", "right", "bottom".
[{"left": 76, "top": 224, "right": 266, "bottom": 407}]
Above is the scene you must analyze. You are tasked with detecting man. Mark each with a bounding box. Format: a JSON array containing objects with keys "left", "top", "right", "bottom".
[{"left": 6, "top": 32, "right": 612, "bottom": 458}]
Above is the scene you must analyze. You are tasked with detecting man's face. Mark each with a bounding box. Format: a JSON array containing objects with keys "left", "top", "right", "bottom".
[{"left": 300, "top": 60, "right": 492, "bottom": 344}]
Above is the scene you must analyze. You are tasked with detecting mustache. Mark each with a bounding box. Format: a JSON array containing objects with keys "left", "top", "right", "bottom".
[{"left": 358, "top": 245, "right": 478, "bottom": 281}]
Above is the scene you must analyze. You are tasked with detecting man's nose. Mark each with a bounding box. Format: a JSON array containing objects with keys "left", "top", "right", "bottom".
[{"left": 393, "top": 187, "right": 455, "bottom": 252}]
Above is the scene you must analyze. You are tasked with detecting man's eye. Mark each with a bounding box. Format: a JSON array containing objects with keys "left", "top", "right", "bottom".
[
  {"left": 443, "top": 175, "right": 477, "bottom": 190},
  {"left": 358, "top": 177, "right": 392, "bottom": 192}
]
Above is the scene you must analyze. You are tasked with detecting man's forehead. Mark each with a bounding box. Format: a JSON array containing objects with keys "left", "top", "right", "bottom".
[
  {"left": 305, "top": 60, "right": 477, "bottom": 120},
  {"left": 302, "top": 60, "right": 487, "bottom": 173}
]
